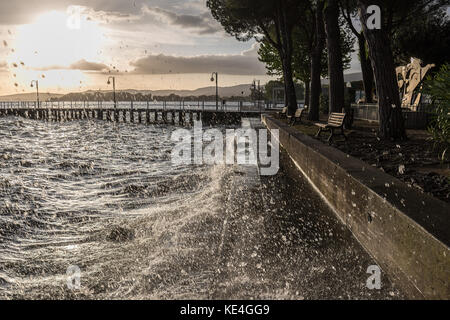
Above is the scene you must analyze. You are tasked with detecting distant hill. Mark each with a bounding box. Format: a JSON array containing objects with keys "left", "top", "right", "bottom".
[
  {"left": 0, "top": 84, "right": 255, "bottom": 102},
  {"left": 0, "top": 92, "right": 64, "bottom": 102},
  {"left": 84, "top": 84, "right": 254, "bottom": 98},
  {"left": 152, "top": 84, "right": 253, "bottom": 97}
]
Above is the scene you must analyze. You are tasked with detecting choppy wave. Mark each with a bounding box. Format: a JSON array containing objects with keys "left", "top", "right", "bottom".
[{"left": 0, "top": 116, "right": 232, "bottom": 299}]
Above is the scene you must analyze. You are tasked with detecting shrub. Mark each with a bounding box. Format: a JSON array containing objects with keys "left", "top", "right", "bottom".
[{"left": 423, "top": 63, "right": 450, "bottom": 162}]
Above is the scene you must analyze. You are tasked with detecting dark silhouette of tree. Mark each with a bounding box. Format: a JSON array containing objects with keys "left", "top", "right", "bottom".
[
  {"left": 309, "top": 0, "right": 326, "bottom": 121},
  {"left": 258, "top": 8, "right": 326, "bottom": 110},
  {"left": 258, "top": 3, "right": 353, "bottom": 115},
  {"left": 392, "top": 5, "right": 450, "bottom": 69},
  {"left": 358, "top": 0, "right": 448, "bottom": 140},
  {"left": 341, "top": 0, "right": 375, "bottom": 103},
  {"left": 324, "top": 0, "right": 346, "bottom": 113},
  {"left": 207, "top": 0, "right": 301, "bottom": 115}
]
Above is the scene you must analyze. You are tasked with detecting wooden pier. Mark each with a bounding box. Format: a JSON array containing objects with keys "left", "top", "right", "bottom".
[{"left": 0, "top": 101, "right": 265, "bottom": 126}]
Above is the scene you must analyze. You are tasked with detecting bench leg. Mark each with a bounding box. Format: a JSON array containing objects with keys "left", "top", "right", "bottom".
[
  {"left": 315, "top": 127, "right": 323, "bottom": 137},
  {"left": 327, "top": 128, "right": 334, "bottom": 143}
]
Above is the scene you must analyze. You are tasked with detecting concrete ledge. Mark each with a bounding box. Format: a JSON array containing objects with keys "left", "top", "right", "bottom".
[{"left": 262, "top": 115, "right": 450, "bottom": 299}]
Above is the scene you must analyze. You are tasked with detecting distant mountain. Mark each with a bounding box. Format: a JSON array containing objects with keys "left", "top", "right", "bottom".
[
  {"left": 154, "top": 84, "right": 253, "bottom": 97},
  {"left": 0, "top": 92, "right": 64, "bottom": 102},
  {"left": 84, "top": 84, "right": 254, "bottom": 98},
  {"left": 0, "top": 84, "right": 254, "bottom": 102}
]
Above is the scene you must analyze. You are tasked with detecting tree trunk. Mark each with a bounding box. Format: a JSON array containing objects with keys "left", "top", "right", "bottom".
[
  {"left": 304, "top": 80, "right": 310, "bottom": 108},
  {"left": 307, "top": 0, "right": 325, "bottom": 121},
  {"left": 358, "top": 1, "right": 406, "bottom": 140},
  {"left": 281, "top": 54, "right": 298, "bottom": 114},
  {"left": 324, "top": 0, "right": 345, "bottom": 114},
  {"left": 309, "top": 50, "right": 322, "bottom": 120},
  {"left": 358, "top": 35, "right": 374, "bottom": 103},
  {"left": 277, "top": 2, "right": 297, "bottom": 115}
]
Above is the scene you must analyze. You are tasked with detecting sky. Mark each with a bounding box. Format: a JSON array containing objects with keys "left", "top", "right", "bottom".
[{"left": 0, "top": 0, "right": 362, "bottom": 96}]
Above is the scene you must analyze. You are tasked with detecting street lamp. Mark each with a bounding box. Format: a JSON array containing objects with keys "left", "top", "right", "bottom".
[
  {"left": 253, "top": 79, "right": 261, "bottom": 106},
  {"left": 210, "top": 72, "right": 218, "bottom": 111},
  {"left": 253, "top": 80, "right": 261, "bottom": 97},
  {"left": 107, "top": 76, "right": 116, "bottom": 108},
  {"left": 30, "top": 80, "right": 39, "bottom": 108}
]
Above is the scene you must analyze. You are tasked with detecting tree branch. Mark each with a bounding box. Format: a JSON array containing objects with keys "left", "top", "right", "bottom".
[{"left": 340, "top": 0, "right": 363, "bottom": 40}]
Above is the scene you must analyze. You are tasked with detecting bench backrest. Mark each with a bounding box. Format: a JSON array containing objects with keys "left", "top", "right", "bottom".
[
  {"left": 294, "top": 106, "right": 308, "bottom": 116},
  {"left": 327, "top": 112, "right": 346, "bottom": 126},
  {"left": 281, "top": 107, "right": 288, "bottom": 114},
  {"left": 294, "top": 108, "right": 303, "bottom": 117}
]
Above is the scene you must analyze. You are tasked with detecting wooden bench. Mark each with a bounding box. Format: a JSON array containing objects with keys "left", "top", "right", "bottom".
[
  {"left": 288, "top": 106, "right": 308, "bottom": 126},
  {"left": 278, "top": 107, "right": 288, "bottom": 118},
  {"left": 314, "top": 112, "right": 347, "bottom": 143}
]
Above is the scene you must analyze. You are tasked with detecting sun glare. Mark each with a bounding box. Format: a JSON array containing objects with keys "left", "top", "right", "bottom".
[{"left": 8, "top": 10, "right": 105, "bottom": 73}]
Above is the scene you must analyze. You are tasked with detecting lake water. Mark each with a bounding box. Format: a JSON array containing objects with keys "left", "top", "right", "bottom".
[{"left": 0, "top": 116, "right": 237, "bottom": 298}]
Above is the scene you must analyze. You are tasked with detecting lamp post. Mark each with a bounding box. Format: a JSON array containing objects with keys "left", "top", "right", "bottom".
[
  {"left": 253, "top": 79, "right": 261, "bottom": 109},
  {"left": 253, "top": 80, "right": 261, "bottom": 98},
  {"left": 107, "top": 76, "right": 116, "bottom": 108},
  {"left": 30, "top": 80, "right": 39, "bottom": 108},
  {"left": 210, "top": 72, "right": 218, "bottom": 111}
]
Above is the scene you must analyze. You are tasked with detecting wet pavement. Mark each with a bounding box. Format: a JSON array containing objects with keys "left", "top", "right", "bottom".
[{"left": 211, "top": 150, "right": 406, "bottom": 299}]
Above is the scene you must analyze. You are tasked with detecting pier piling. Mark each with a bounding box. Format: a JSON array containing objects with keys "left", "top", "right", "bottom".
[{"left": 0, "top": 101, "right": 259, "bottom": 126}]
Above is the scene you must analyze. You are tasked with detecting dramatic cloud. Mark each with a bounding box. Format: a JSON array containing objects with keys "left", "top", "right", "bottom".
[
  {"left": 80, "top": 6, "right": 141, "bottom": 25},
  {"left": 69, "top": 59, "right": 108, "bottom": 71},
  {"left": 130, "top": 45, "right": 266, "bottom": 75},
  {"left": 0, "top": 0, "right": 147, "bottom": 25},
  {"left": 0, "top": 1, "right": 276, "bottom": 95},
  {"left": 143, "top": 7, "right": 222, "bottom": 35},
  {"left": 32, "top": 59, "right": 108, "bottom": 71}
]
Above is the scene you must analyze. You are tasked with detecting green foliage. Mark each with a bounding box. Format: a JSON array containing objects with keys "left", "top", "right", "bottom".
[
  {"left": 392, "top": 5, "right": 450, "bottom": 69},
  {"left": 423, "top": 63, "right": 450, "bottom": 161},
  {"left": 258, "top": 41, "right": 283, "bottom": 78},
  {"left": 207, "top": 0, "right": 300, "bottom": 42},
  {"left": 258, "top": 26, "right": 328, "bottom": 84},
  {"left": 208, "top": 0, "right": 301, "bottom": 111},
  {"left": 257, "top": 9, "right": 354, "bottom": 86},
  {"left": 337, "top": 16, "right": 355, "bottom": 70}
]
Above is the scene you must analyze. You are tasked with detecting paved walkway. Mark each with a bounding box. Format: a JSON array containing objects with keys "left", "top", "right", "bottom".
[{"left": 210, "top": 120, "right": 405, "bottom": 299}]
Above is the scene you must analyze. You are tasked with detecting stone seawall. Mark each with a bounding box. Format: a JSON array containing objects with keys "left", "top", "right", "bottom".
[{"left": 262, "top": 115, "right": 449, "bottom": 299}]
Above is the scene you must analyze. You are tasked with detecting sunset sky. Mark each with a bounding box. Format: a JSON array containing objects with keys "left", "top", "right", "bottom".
[{"left": 0, "top": 0, "right": 362, "bottom": 96}]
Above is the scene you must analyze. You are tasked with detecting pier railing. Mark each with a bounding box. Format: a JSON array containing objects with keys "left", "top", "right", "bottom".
[
  {"left": 0, "top": 100, "right": 268, "bottom": 113},
  {"left": 0, "top": 100, "right": 269, "bottom": 126}
]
